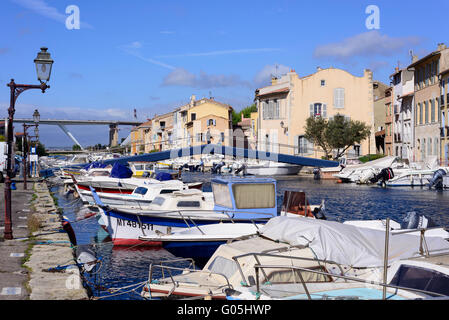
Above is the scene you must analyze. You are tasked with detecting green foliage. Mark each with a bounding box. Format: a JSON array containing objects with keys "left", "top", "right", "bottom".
[
  {"left": 0, "top": 135, "right": 5, "bottom": 142},
  {"left": 304, "top": 114, "right": 371, "bottom": 160},
  {"left": 72, "top": 144, "right": 82, "bottom": 151},
  {"left": 359, "top": 154, "right": 385, "bottom": 163},
  {"left": 232, "top": 104, "right": 257, "bottom": 126}
]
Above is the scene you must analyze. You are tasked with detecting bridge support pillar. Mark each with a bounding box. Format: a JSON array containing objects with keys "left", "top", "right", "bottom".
[{"left": 109, "top": 124, "right": 119, "bottom": 147}]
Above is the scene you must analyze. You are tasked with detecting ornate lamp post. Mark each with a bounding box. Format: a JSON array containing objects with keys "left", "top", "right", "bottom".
[
  {"left": 4, "top": 48, "right": 53, "bottom": 240},
  {"left": 22, "top": 109, "right": 40, "bottom": 190}
]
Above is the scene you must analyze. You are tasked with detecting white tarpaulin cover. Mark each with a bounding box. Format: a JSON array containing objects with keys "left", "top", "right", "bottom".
[{"left": 260, "top": 216, "right": 449, "bottom": 268}]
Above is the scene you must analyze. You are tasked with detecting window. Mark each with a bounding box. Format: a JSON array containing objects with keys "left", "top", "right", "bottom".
[
  {"left": 263, "top": 99, "right": 280, "bottom": 120},
  {"left": 431, "top": 99, "right": 435, "bottom": 123},
  {"left": 425, "top": 101, "right": 429, "bottom": 124},
  {"left": 152, "top": 197, "right": 165, "bottom": 206},
  {"left": 220, "top": 132, "right": 225, "bottom": 142},
  {"left": 321, "top": 80, "right": 326, "bottom": 87},
  {"left": 334, "top": 88, "right": 345, "bottom": 108},
  {"left": 298, "top": 136, "right": 310, "bottom": 154},
  {"left": 191, "top": 113, "right": 196, "bottom": 121},
  {"left": 232, "top": 183, "right": 276, "bottom": 209},
  {"left": 133, "top": 187, "right": 148, "bottom": 195},
  {"left": 207, "top": 119, "right": 216, "bottom": 126},
  {"left": 434, "top": 138, "right": 439, "bottom": 157},
  {"left": 419, "top": 103, "right": 423, "bottom": 125},
  {"left": 196, "top": 133, "right": 202, "bottom": 142},
  {"left": 309, "top": 103, "right": 327, "bottom": 117},
  {"left": 208, "top": 256, "right": 238, "bottom": 279},
  {"left": 212, "top": 182, "right": 233, "bottom": 208},
  {"left": 177, "top": 201, "right": 201, "bottom": 208},
  {"left": 428, "top": 138, "right": 432, "bottom": 156},
  {"left": 159, "top": 189, "right": 179, "bottom": 194}
]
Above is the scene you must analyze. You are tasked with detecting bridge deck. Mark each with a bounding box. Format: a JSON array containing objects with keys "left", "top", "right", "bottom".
[{"left": 66, "top": 144, "right": 339, "bottom": 168}]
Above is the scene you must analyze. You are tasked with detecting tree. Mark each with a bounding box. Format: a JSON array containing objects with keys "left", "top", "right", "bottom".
[
  {"left": 304, "top": 116, "right": 332, "bottom": 159},
  {"left": 36, "top": 142, "right": 48, "bottom": 157},
  {"left": 231, "top": 104, "right": 257, "bottom": 126},
  {"left": 72, "top": 144, "right": 82, "bottom": 151},
  {"left": 0, "top": 135, "right": 5, "bottom": 142},
  {"left": 304, "top": 114, "right": 371, "bottom": 160}
]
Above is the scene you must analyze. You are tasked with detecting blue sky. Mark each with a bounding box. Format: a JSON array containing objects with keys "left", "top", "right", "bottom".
[{"left": 0, "top": 0, "right": 448, "bottom": 147}]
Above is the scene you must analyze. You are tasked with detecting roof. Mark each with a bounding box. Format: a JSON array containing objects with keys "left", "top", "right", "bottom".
[
  {"left": 256, "top": 87, "right": 289, "bottom": 98},
  {"left": 211, "top": 176, "right": 276, "bottom": 185},
  {"left": 408, "top": 51, "right": 440, "bottom": 69}
]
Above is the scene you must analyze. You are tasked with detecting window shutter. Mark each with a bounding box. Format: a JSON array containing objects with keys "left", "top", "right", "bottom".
[
  {"left": 323, "top": 104, "right": 327, "bottom": 118},
  {"left": 310, "top": 104, "right": 314, "bottom": 117}
]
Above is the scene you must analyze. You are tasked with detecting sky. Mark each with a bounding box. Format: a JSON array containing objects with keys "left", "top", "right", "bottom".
[{"left": 0, "top": 0, "right": 448, "bottom": 148}]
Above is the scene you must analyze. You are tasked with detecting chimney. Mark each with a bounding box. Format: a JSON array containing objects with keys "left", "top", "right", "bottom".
[
  {"left": 190, "top": 95, "right": 196, "bottom": 107},
  {"left": 412, "top": 55, "right": 419, "bottom": 63},
  {"left": 438, "top": 43, "right": 447, "bottom": 51},
  {"left": 271, "top": 76, "right": 278, "bottom": 85}
]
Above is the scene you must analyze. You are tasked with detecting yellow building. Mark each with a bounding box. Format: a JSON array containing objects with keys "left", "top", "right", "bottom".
[
  {"left": 255, "top": 67, "right": 376, "bottom": 159},
  {"left": 184, "top": 96, "right": 233, "bottom": 147},
  {"left": 130, "top": 120, "right": 151, "bottom": 155}
]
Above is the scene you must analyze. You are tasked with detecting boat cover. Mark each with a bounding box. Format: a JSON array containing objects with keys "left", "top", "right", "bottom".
[
  {"left": 260, "top": 216, "right": 449, "bottom": 268},
  {"left": 155, "top": 172, "right": 173, "bottom": 181},
  {"left": 109, "top": 163, "right": 133, "bottom": 178},
  {"left": 83, "top": 161, "right": 108, "bottom": 171}
]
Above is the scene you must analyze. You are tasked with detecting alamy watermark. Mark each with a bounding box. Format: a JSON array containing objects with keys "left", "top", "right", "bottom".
[
  {"left": 365, "top": 5, "right": 380, "bottom": 30},
  {"left": 65, "top": 5, "right": 80, "bottom": 30}
]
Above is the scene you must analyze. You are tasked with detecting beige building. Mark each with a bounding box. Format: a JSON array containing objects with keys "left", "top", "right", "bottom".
[
  {"left": 185, "top": 97, "right": 233, "bottom": 147},
  {"left": 373, "top": 81, "right": 390, "bottom": 154},
  {"left": 130, "top": 120, "right": 151, "bottom": 155},
  {"left": 255, "top": 67, "right": 376, "bottom": 159},
  {"left": 408, "top": 43, "right": 449, "bottom": 163},
  {"left": 438, "top": 45, "right": 449, "bottom": 166}
]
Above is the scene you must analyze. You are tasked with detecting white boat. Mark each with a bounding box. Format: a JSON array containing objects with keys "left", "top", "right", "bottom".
[
  {"left": 244, "top": 161, "right": 302, "bottom": 176},
  {"left": 76, "top": 179, "right": 198, "bottom": 206},
  {"left": 332, "top": 156, "right": 398, "bottom": 183},
  {"left": 141, "top": 216, "right": 449, "bottom": 300}
]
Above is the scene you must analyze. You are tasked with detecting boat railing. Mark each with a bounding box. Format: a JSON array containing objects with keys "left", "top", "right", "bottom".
[
  {"left": 232, "top": 251, "right": 348, "bottom": 287},
  {"left": 251, "top": 263, "right": 448, "bottom": 300},
  {"left": 389, "top": 225, "right": 449, "bottom": 258},
  {"left": 147, "top": 260, "right": 233, "bottom": 294}
]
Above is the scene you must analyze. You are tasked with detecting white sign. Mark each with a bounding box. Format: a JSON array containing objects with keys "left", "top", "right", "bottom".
[{"left": 29, "top": 155, "right": 39, "bottom": 162}]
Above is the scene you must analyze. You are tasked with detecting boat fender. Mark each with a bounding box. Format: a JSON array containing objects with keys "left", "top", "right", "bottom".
[
  {"left": 400, "top": 211, "right": 436, "bottom": 230},
  {"left": 62, "top": 218, "right": 77, "bottom": 246}
]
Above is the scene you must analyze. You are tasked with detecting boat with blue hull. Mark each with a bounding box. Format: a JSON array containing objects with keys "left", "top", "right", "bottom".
[{"left": 94, "top": 177, "right": 282, "bottom": 246}]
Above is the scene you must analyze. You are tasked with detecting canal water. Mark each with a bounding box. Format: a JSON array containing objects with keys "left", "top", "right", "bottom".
[{"left": 53, "top": 173, "right": 449, "bottom": 300}]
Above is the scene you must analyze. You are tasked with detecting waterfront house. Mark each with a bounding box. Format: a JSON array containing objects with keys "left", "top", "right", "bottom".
[
  {"left": 255, "top": 67, "right": 377, "bottom": 159},
  {"left": 408, "top": 43, "right": 449, "bottom": 163}
]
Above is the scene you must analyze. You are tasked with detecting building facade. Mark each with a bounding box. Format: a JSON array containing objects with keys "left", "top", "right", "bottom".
[
  {"left": 409, "top": 44, "right": 449, "bottom": 163},
  {"left": 391, "top": 67, "right": 415, "bottom": 161},
  {"left": 255, "top": 67, "right": 377, "bottom": 159}
]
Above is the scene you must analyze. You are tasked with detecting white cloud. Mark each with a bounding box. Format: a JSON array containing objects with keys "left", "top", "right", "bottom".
[
  {"left": 253, "top": 64, "right": 291, "bottom": 87},
  {"left": 314, "top": 31, "right": 422, "bottom": 61},
  {"left": 162, "top": 68, "right": 251, "bottom": 89},
  {"left": 118, "top": 42, "right": 176, "bottom": 70},
  {"left": 12, "top": 0, "right": 93, "bottom": 28}
]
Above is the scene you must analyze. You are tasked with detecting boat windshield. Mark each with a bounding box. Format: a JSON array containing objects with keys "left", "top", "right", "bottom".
[
  {"left": 389, "top": 264, "right": 449, "bottom": 296},
  {"left": 207, "top": 256, "right": 238, "bottom": 279},
  {"left": 232, "top": 183, "right": 275, "bottom": 209},
  {"left": 212, "top": 183, "right": 233, "bottom": 208}
]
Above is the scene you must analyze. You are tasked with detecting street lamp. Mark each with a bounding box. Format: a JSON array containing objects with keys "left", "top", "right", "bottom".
[{"left": 4, "top": 48, "right": 53, "bottom": 240}]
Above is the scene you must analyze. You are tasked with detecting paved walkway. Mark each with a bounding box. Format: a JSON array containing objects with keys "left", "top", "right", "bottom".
[{"left": 0, "top": 181, "right": 35, "bottom": 300}]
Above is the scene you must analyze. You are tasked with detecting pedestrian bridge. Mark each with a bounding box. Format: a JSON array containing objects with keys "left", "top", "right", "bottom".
[{"left": 66, "top": 144, "right": 339, "bottom": 168}]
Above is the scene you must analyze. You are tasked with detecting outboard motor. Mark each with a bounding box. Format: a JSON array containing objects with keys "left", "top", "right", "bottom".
[
  {"left": 234, "top": 163, "right": 247, "bottom": 176},
  {"left": 428, "top": 169, "right": 447, "bottom": 190},
  {"left": 211, "top": 161, "right": 225, "bottom": 174},
  {"left": 369, "top": 167, "right": 394, "bottom": 187},
  {"left": 400, "top": 211, "right": 435, "bottom": 230},
  {"left": 313, "top": 168, "right": 321, "bottom": 180}
]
